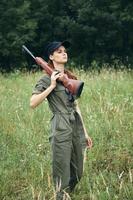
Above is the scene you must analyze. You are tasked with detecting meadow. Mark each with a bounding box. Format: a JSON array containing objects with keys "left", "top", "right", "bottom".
[{"left": 0, "top": 69, "right": 133, "bottom": 200}]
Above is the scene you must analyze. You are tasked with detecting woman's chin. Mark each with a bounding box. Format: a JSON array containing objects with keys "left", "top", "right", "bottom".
[{"left": 62, "top": 59, "right": 68, "bottom": 64}]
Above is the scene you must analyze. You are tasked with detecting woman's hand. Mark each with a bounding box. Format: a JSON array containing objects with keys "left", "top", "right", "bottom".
[
  {"left": 83, "top": 126, "right": 93, "bottom": 149},
  {"left": 50, "top": 71, "right": 62, "bottom": 88},
  {"left": 85, "top": 135, "right": 93, "bottom": 149}
]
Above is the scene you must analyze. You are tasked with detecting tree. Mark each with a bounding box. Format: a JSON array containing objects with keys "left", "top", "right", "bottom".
[
  {"left": 0, "top": 0, "right": 133, "bottom": 71},
  {"left": 0, "top": 0, "right": 37, "bottom": 71}
]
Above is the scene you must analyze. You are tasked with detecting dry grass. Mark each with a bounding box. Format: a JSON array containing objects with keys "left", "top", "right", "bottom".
[{"left": 0, "top": 69, "right": 133, "bottom": 199}]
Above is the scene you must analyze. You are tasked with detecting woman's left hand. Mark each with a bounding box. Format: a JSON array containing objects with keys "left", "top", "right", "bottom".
[{"left": 86, "top": 136, "right": 93, "bottom": 149}]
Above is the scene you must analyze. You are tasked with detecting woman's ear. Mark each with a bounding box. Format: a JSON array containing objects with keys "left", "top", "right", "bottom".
[{"left": 49, "top": 54, "right": 53, "bottom": 60}]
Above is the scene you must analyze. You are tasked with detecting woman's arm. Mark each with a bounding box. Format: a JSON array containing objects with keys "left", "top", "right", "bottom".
[
  {"left": 30, "top": 71, "right": 62, "bottom": 109},
  {"left": 75, "top": 100, "right": 93, "bottom": 149},
  {"left": 30, "top": 85, "right": 55, "bottom": 108}
]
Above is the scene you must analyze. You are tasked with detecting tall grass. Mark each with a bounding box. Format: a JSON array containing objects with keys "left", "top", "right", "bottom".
[{"left": 0, "top": 69, "right": 133, "bottom": 200}]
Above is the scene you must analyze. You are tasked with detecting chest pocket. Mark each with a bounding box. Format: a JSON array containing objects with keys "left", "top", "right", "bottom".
[
  {"left": 53, "top": 83, "right": 75, "bottom": 102},
  {"left": 53, "top": 83, "right": 68, "bottom": 100},
  {"left": 54, "top": 83, "right": 65, "bottom": 91}
]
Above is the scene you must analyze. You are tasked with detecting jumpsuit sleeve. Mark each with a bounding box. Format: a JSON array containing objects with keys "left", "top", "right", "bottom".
[{"left": 32, "top": 75, "right": 50, "bottom": 95}]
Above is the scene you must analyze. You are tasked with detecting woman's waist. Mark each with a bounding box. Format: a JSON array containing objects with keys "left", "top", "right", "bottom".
[{"left": 52, "top": 109, "right": 76, "bottom": 115}]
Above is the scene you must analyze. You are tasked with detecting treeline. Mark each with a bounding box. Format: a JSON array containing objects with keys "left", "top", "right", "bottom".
[{"left": 0, "top": 0, "right": 133, "bottom": 72}]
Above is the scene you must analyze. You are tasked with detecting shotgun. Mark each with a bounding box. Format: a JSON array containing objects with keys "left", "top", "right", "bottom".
[{"left": 22, "top": 45, "right": 84, "bottom": 98}]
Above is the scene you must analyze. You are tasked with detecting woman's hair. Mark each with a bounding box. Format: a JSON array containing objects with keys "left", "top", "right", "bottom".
[{"left": 48, "top": 60, "right": 77, "bottom": 80}]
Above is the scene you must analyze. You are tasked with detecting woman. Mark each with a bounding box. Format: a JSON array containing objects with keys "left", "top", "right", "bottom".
[{"left": 30, "top": 41, "right": 92, "bottom": 200}]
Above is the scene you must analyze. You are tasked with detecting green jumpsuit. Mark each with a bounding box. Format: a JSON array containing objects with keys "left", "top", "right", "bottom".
[{"left": 32, "top": 74, "right": 87, "bottom": 200}]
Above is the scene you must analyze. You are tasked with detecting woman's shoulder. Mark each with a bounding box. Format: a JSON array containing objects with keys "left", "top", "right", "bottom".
[
  {"left": 32, "top": 74, "right": 51, "bottom": 95},
  {"left": 35, "top": 73, "right": 51, "bottom": 88},
  {"left": 38, "top": 73, "right": 50, "bottom": 82}
]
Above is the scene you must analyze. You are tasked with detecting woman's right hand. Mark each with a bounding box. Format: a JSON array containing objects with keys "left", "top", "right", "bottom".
[{"left": 50, "top": 71, "right": 62, "bottom": 88}]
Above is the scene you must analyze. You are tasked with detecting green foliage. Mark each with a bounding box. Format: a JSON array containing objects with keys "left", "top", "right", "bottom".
[
  {"left": 0, "top": 0, "right": 133, "bottom": 71},
  {"left": 0, "top": 0, "right": 37, "bottom": 71},
  {"left": 0, "top": 70, "right": 133, "bottom": 199}
]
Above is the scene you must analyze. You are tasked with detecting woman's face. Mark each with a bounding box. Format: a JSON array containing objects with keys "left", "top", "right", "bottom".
[{"left": 49, "top": 46, "right": 68, "bottom": 64}]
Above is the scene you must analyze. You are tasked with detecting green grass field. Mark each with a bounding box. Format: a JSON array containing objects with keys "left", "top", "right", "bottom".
[{"left": 0, "top": 69, "right": 133, "bottom": 200}]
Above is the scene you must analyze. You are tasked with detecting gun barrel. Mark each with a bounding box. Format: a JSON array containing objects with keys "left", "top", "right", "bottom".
[{"left": 22, "top": 45, "right": 36, "bottom": 60}]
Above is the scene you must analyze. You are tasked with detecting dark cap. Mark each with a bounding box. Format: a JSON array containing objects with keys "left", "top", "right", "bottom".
[{"left": 44, "top": 41, "right": 70, "bottom": 59}]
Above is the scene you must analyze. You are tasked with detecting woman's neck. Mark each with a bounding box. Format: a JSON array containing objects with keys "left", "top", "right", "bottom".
[{"left": 54, "top": 63, "right": 65, "bottom": 73}]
